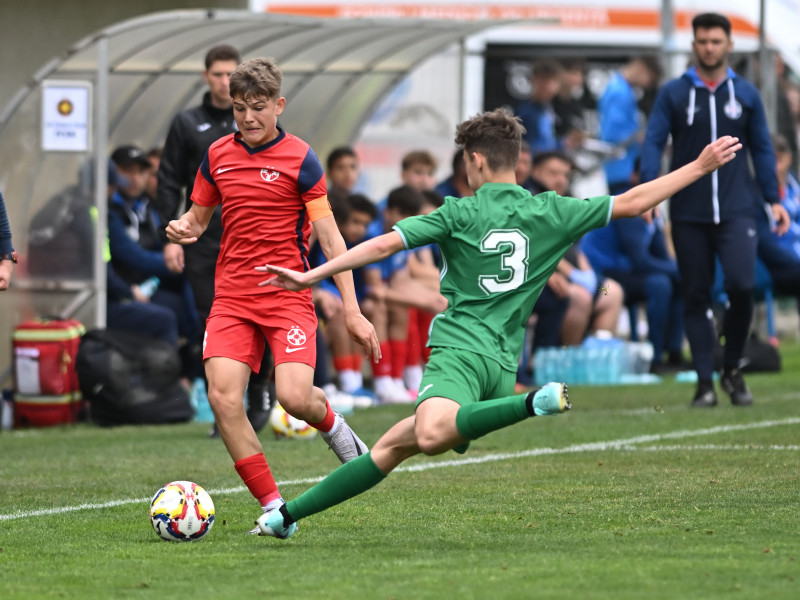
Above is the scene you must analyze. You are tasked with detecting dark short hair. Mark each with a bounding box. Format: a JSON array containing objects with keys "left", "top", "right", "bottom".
[
  {"left": 692, "top": 12, "right": 731, "bottom": 37},
  {"left": 401, "top": 150, "right": 437, "bottom": 172},
  {"left": 347, "top": 193, "right": 377, "bottom": 220},
  {"left": 205, "top": 45, "right": 241, "bottom": 70},
  {"left": 532, "top": 151, "right": 573, "bottom": 170},
  {"left": 531, "top": 59, "right": 563, "bottom": 81},
  {"left": 327, "top": 146, "right": 358, "bottom": 172},
  {"left": 146, "top": 146, "right": 162, "bottom": 161},
  {"left": 387, "top": 185, "right": 424, "bottom": 217},
  {"left": 635, "top": 54, "right": 663, "bottom": 81},
  {"left": 454, "top": 108, "right": 525, "bottom": 172},
  {"left": 772, "top": 133, "right": 791, "bottom": 155},
  {"left": 421, "top": 189, "right": 444, "bottom": 209},
  {"left": 450, "top": 148, "right": 465, "bottom": 173},
  {"left": 560, "top": 58, "right": 585, "bottom": 73},
  {"left": 229, "top": 57, "right": 282, "bottom": 101}
]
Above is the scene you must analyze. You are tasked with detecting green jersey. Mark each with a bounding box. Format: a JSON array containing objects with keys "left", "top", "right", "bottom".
[{"left": 393, "top": 182, "right": 613, "bottom": 371}]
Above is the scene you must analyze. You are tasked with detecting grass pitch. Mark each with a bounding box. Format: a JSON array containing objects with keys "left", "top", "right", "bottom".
[{"left": 1, "top": 344, "right": 799, "bottom": 599}]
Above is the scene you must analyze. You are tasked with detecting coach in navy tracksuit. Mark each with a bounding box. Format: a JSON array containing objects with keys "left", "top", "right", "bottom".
[{"left": 641, "top": 13, "right": 789, "bottom": 408}]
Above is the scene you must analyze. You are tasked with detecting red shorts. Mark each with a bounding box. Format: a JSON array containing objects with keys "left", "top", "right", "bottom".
[{"left": 203, "top": 292, "right": 317, "bottom": 373}]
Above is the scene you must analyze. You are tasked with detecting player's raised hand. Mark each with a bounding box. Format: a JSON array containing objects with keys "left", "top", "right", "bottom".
[
  {"left": 166, "top": 218, "right": 198, "bottom": 245},
  {"left": 256, "top": 264, "right": 311, "bottom": 290},
  {"left": 697, "top": 136, "right": 742, "bottom": 174}
]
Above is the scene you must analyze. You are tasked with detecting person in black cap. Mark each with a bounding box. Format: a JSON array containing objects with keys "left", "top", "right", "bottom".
[
  {"left": 104, "top": 159, "right": 180, "bottom": 346},
  {"left": 108, "top": 144, "right": 200, "bottom": 376}
]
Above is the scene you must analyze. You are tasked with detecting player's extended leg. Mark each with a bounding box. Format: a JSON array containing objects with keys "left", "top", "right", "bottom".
[
  {"left": 205, "top": 356, "right": 283, "bottom": 510},
  {"left": 276, "top": 361, "right": 368, "bottom": 463},
  {"left": 259, "top": 385, "right": 571, "bottom": 538},
  {"left": 451, "top": 384, "right": 570, "bottom": 448},
  {"left": 257, "top": 415, "right": 420, "bottom": 537}
]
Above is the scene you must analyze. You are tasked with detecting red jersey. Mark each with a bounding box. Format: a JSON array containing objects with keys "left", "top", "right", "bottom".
[{"left": 191, "top": 128, "right": 331, "bottom": 299}]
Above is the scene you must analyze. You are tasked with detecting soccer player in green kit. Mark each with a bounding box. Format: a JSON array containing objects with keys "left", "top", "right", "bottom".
[{"left": 255, "top": 109, "right": 742, "bottom": 539}]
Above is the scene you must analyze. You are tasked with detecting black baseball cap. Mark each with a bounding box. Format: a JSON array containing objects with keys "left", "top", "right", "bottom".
[{"left": 111, "top": 145, "right": 151, "bottom": 169}]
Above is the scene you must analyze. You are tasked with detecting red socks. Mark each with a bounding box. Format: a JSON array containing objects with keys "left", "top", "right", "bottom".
[
  {"left": 234, "top": 453, "right": 281, "bottom": 507},
  {"left": 389, "top": 339, "right": 407, "bottom": 379},
  {"left": 306, "top": 399, "right": 336, "bottom": 433},
  {"left": 372, "top": 341, "right": 393, "bottom": 378}
]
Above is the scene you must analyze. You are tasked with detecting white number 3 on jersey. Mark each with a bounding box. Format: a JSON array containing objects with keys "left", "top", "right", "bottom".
[{"left": 478, "top": 229, "right": 529, "bottom": 294}]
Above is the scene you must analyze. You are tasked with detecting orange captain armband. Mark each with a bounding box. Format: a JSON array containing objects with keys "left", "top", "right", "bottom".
[{"left": 306, "top": 195, "right": 333, "bottom": 222}]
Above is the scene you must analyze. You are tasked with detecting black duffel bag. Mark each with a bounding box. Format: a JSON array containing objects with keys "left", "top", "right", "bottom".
[{"left": 76, "top": 328, "right": 192, "bottom": 426}]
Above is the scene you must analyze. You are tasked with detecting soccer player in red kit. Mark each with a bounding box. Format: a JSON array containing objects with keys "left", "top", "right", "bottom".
[{"left": 166, "top": 57, "right": 380, "bottom": 532}]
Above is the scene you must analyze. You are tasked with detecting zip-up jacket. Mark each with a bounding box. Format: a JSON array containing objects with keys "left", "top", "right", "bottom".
[
  {"left": 640, "top": 66, "right": 778, "bottom": 224},
  {"left": 155, "top": 92, "right": 237, "bottom": 223}
]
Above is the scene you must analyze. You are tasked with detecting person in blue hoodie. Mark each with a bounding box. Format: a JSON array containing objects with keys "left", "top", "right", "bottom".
[
  {"left": 641, "top": 12, "right": 789, "bottom": 408},
  {"left": 598, "top": 55, "right": 662, "bottom": 195},
  {"left": 109, "top": 145, "right": 199, "bottom": 372},
  {"left": 756, "top": 134, "right": 800, "bottom": 331},
  {"left": 582, "top": 210, "right": 684, "bottom": 373}
]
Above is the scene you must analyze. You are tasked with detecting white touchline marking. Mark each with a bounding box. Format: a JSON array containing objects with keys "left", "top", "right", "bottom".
[{"left": 1, "top": 417, "right": 798, "bottom": 522}]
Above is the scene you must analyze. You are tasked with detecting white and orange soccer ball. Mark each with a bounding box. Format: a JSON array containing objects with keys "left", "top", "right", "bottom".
[
  {"left": 149, "top": 481, "right": 215, "bottom": 542},
  {"left": 269, "top": 403, "right": 318, "bottom": 440}
]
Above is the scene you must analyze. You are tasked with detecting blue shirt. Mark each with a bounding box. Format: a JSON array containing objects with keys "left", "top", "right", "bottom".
[
  {"left": 582, "top": 215, "right": 679, "bottom": 280},
  {"left": 515, "top": 99, "right": 560, "bottom": 153},
  {"left": 599, "top": 72, "right": 641, "bottom": 186}
]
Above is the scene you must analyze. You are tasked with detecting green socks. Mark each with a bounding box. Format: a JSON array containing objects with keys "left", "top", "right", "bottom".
[
  {"left": 283, "top": 452, "right": 387, "bottom": 524},
  {"left": 455, "top": 392, "right": 532, "bottom": 441},
  {"left": 280, "top": 393, "right": 537, "bottom": 527}
]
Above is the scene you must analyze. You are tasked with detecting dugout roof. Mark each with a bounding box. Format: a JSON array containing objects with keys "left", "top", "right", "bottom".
[{"left": 0, "top": 9, "right": 504, "bottom": 328}]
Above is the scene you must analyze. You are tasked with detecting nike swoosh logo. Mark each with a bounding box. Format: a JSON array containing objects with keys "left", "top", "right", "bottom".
[
  {"left": 419, "top": 384, "right": 434, "bottom": 396},
  {"left": 217, "top": 167, "right": 233, "bottom": 174},
  {"left": 286, "top": 346, "right": 306, "bottom": 353}
]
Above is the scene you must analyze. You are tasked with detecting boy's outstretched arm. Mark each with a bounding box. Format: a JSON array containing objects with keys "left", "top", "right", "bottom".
[
  {"left": 257, "top": 231, "right": 406, "bottom": 291},
  {"left": 612, "top": 136, "right": 742, "bottom": 219}
]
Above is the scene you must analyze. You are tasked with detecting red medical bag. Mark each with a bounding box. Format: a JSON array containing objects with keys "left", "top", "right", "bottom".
[{"left": 12, "top": 318, "right": 86, "bottom": 427}]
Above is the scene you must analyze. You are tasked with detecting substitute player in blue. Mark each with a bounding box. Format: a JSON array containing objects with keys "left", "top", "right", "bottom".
[
  {"left": 255, "top": 108, "right": 742, "bottom": 538},
  {"left": 640, "top": 13, "right": 790, "bottom": 408}
]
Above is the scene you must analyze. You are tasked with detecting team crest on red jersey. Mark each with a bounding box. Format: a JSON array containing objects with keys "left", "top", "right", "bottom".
[
  {"left": 261, "top": 167, "right": 280, "bottom": 182},
  {"left": 287, "top": 326, "right": 306, "bottom": 346}
]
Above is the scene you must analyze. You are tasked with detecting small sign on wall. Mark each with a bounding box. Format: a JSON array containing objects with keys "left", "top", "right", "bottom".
[{"left": 41, "top": 80, "right": 92, "bottom": 152}]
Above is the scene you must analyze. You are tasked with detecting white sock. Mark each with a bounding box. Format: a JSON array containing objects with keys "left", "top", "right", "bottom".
[
  {"left": 374, "top": 376, "right": 395, "bottom": 396},
  {"left": 403, "top": 365, "right": 423, "bottom": 392},
  {"left": 262, "top": 497, "right": 285, "bottom": 512},
  {"left": 339, "top": 369, "right": 363, "bottom": 393}
]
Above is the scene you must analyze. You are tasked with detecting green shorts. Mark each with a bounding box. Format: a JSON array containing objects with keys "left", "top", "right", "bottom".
[
  {"left": 415, "top": 347, "right": 516, "bottom": 454},
  {"left": 415, "top": 347, "right": 516, "bottom": 408}
]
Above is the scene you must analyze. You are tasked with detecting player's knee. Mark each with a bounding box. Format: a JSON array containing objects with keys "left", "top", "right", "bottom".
[
  {"left": 206, "top": 387, "right": 241, "bottom": 418},
  {"left": 276, "top": 385, "right": 318, "bottom": 419},
  {"left": 415, "top": 425, "right": 448, "bottom": 456},
  {"left": 569, "top": 286, "right": 592, "bottom": 311}
]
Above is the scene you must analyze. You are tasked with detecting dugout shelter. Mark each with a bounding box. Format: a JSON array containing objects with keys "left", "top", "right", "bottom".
[{"left": 0, "top": 9, "right": 504, "bottom": 354}]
